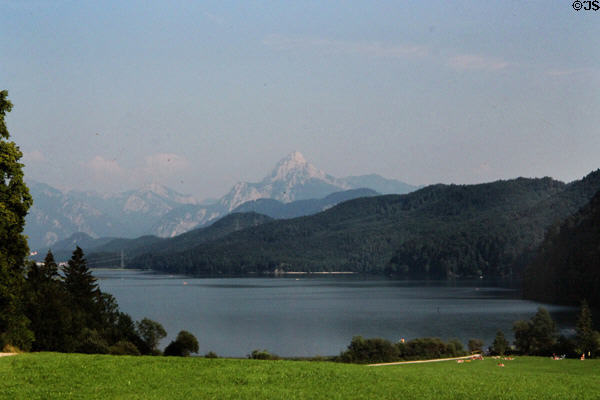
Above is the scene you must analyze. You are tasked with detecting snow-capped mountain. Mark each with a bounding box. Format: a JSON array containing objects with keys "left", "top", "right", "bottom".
[{"left": 151, "top": 152, "right": 417, "bottom": 237}]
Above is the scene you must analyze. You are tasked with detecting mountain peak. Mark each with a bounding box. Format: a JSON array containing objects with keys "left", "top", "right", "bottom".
[
  {"left": 286, "top": 151, "right": 307, "bottom": 164},
  {"left": 268, "top": 151, "right": 326, "bottom": 183}
]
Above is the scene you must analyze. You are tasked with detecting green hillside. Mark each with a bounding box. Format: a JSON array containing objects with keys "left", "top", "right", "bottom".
[
  {"left": 2, "top": 353, "right": 599, "bottom": 400},
  {"left": 87, "top": 212, "right": 272, "bottom": 267},
  {"left": 128, "top": 170, "right": 600, "bottom": 278},
  {"left": 523, "top": 188, "right": 600, "bottom": 307}
]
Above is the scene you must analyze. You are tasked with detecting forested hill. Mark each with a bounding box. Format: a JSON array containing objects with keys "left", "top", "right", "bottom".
[
  {"left": 523, "top": 188, "right": 600, "bottom": 307},
  {"left": 127, "top": 170, "right": 600, "bottom": 278},
  {"left": 86, "top": 212, "right": 272, "bottom": 266}
]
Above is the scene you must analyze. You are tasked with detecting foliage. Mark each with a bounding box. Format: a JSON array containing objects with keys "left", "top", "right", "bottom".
[
  {"left": 0, "top": 90, "right": 34, "bottom": 350},
  {"left": 87, "top": 212, "right": 273, "bottom": 267},
  {"left": 340, "top": 336, "right": 467, "bottom": 364},
  {"left": 575, "top": 301, "right": 600, "bottom": 357},
  {"left": 109, "top": 340, "right": 141, "bottom": 356},
  {"left": 524, "top": 188, "right": 600, "bottom": 307},
  {"left": 513, "top": 307, "right": 557, "bottom": 356},
  {"left": 339, "top": 336, "right": 399, "bottom": 364},
  {"left": 164, "top": 330, "right": 199, "bottom": 357},
  {"left": 204, "top": 351, "right": 218, "bottom": 358},
  {"left": 74, "top": 328, "right": 109, "bottom": 354},
  {"left": 128, "top": 173, "right": 600, "bottom": 281},
  {"left": 467, "top": 339, "right": 484, "bottom": 353},
  {"left": 491, "top": 331, "right": 509, "bottom": 355},
  {"left": 5, "top": 353, "right": 600, "bottom": 399},
  {"left": 136, "top": 318, "right": 167, "bottom": 355},
  {"left": 248, "top": 349, "right": 280, "bottom": 360},
  {"left": 23, "top": 248, "right": 152, "bottom": 355},
  {"left": 24, "top": 251, "right": 71, "bottom": 351}
]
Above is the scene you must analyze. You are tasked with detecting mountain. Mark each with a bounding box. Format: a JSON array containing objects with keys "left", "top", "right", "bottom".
[
  {"left": 26, "top": 181, "right": 197, "bottom": 250},
  {"left": 25, "top": 152, "right": 416, "bottom": 245},
  {"left": 231, "top": 188, "right": 379, "bottom": 219},
  {"left": 523, "top": 186, "right": 600, "bottom": 307},
  {"left": 58, "top": 189, "right": 376, "bottom": 264},
  {"left": 341, "top": 174, "right": 419, "bottom": 195},
  {"left": 85, "top": 212, "right": 273, "bottom": 267},
  {"left": 128, "top": 169, "right": 600, "bottom": 279},
  {"left": 151, "top": 152, "right": 415, "bottom": 237}
]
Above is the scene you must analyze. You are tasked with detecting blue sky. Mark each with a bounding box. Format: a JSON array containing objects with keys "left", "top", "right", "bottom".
[{"left": 1, "top": 0, "right": 599, "bottom": 199}]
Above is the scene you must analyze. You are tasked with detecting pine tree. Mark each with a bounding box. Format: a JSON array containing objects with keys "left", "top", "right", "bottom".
[
  {"left": 0, "top": 90, "right": 34, "bottom": 350},
  {"left": 575, "top": 300, "right": 600, "bottom": 357},
  {"left": 25, "top": 250, "right": 71, "bottom": 351},
  {"left": 63, "top": 246, "right": 101, "bottom": 335},
  {"left": 492, "top": 330, "right": 509, "bottom": 355}
]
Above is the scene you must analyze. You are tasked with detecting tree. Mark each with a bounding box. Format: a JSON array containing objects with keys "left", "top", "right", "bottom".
[
  {"left": 529, "top": 307, "right": 557, "bottom": 355},
  {"left": 136, "top": 318, "right": 166, "bottom": 355},
  {"left": 164, "top": 330, "right": 199, "bottom": 357},
  {"left": 492, "top": 331, "right": 509, "bottom": 355},
  {"left": 25, "top": 250, "right": 71, "bottom": 351},
  {"left": 468, "top": 338, "right": 484, "bottom": 353},
  {"left": 0, "top": 90, "right": 34, "bottom": 350},
  {"left": 575, "top": 300, "right": 600, "bottom": 357},
  {"left": 63, "top": 247, "right": 101, "bottom": 336},
  {"left": 513, "top": 307, "right": 557, "bottom": 355}
]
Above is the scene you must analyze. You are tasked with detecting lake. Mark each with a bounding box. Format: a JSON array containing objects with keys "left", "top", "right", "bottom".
[{"left": 94, "top": 269, "right": 576, "bottom": 358}]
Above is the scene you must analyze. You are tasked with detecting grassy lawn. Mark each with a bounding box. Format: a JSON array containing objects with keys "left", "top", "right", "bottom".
[{"left": 1, "top": 353, "right": 598, "bottom": 399}]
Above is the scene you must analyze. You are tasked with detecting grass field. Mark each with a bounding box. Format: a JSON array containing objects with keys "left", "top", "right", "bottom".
[{"left": 1, "top": 353, "right": 599, "bottom": 399}]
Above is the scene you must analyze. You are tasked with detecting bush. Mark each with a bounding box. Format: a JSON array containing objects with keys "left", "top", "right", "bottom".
[
  {"left": 340, "top": 336, "right": 399, "bottom": 364},
  {"left": 109, "top": 340, "right": 141, "bottom": 356},
  {"left": 163, "top": 330, "right": 199, "bottom": 357},
  {"left": 164, "top": 341, "right": 185, "bottom": 357},
  {"left": 248, "top": 349, "right": 279, "bottom": 360},
  {"left": 204, "top": 351, "right": 218, "bottom": 358},
  {"left": 468, "top": 338, "right": 484, "bottom": 353},
  {"left": 448, "top": 339, "right": 465, "bottom": 356},
  {"left": 341, "top": 336, "right": 467, "bottom": 364},
  {"left": 136, "top": 318, "right": 167, "bottom": 355},
  {"left": 403, "top": 337, "right": 454, "bottom": 360},
  {"left": 75, "top": 329, "right": 109, "bottom": 354}
]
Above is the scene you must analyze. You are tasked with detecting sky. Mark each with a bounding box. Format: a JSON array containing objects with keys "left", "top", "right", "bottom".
[{"left": 1, "top": 0, "right": 599, "bottom": 200}]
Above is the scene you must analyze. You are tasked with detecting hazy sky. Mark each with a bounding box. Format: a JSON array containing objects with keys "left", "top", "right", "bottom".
[{"left": 1, "top": 1, "right": 599, "bottom": 199}]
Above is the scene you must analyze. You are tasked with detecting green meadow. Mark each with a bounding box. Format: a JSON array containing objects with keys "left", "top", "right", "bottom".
[{"left": 2, "top": 353, "right": 599, "bottom": 399}]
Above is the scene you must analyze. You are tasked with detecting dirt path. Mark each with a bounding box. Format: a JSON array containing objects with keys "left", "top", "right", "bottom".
[{"left": 368, "top": 354, "right": 482, "bottom": 367}]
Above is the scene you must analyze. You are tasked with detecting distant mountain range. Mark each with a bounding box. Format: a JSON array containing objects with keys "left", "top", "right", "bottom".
[
  {"left": 26, "top": 152, "right": 416, "bottom": 250},
  {"left": 26, "top": 181, "right": 198, "bottom": 250},
  {"left": 41, "top": 187, "right": 380, "bottom": 263},
  {"left": 126, "top": 169, "right": 600, "bottom": 281},
  {"left": 150, "top": 151, "right": 417, "bottom": 237}
]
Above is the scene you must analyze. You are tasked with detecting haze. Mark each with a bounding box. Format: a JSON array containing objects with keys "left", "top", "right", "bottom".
[{"left": 1, "top": 0, "right": 598, "bottom": 200}]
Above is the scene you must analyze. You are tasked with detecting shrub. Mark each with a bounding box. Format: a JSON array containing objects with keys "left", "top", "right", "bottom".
[
  {"left": 75, "top": 329, "right": 109, "bottom": 354},
  {"left": 248, "top": 349, "right": 279, "bottom": 360},
  {"left": 468, "top": 338, "right": 484, "bottom": 353},
  {"left": 204, "top": 351, "right": 218, "bottom": 358},
  {"left": 164, "top": 341, "right": 185, "bottom": 357},
  {"left": 163, "top": 330, "right": 199, "bottom": 357},
  {"left": 340, "top": 336, "right": 399, "bottom": 364},
  {"left": 109, "top": 340, "right": 141, "bottom": 356}
]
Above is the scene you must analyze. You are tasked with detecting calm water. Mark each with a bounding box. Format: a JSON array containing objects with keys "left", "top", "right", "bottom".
[{"left": 94, "top": 269, "right": 576, "bottom": 357}]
